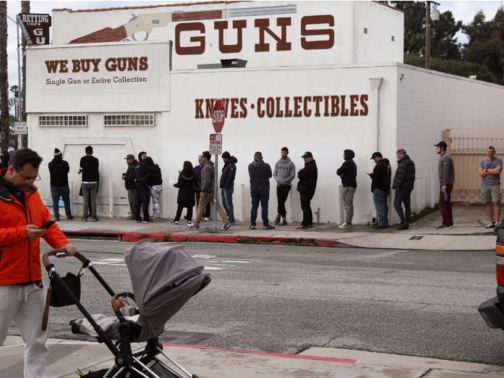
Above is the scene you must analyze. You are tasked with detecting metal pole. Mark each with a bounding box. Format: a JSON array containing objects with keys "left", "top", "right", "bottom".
[
  {"left": 425, "top": 1, "right": 431, "bottom": 69},
  {"left": 16, "top": 23, "right": 22, "bottom": 122},
  {"left": 213, "top": 155, "right": 218, "bottom": 233}
]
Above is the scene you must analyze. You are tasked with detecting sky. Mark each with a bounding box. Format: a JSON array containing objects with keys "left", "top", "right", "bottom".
[{"left": 5, "top": 0, "right": 504, "bottom": 107}]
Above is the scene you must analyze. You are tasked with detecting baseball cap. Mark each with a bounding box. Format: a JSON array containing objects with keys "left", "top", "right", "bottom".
[
  {"left": 301, "top": 151, "right": 313, "bottom": 158},
  {"left": 488, "top": 145, "right": 496, "bottom": 151},
  {"left": 370, "top": 152, "right": 383, "bottom": 159},
  {"left": 434, "top": 141, "right": 447, "bottom": 148},
  {"left": 222, "top": 151, "right": 231, "bottom": 158},
  {"left": 125, "top": 154, "right": 134, "bottom": 159}
]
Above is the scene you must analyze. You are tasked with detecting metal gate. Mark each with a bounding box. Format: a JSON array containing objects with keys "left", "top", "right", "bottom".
[{"left": 443, "top": 129, "right": 504, "bottom": 203}]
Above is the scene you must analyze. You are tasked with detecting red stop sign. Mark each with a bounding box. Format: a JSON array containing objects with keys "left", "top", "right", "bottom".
[{"left": 212, "top": 99, "right": 225, "bottom": 133}]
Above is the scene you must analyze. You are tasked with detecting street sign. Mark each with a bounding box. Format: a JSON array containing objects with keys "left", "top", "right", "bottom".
[
  {"left": 209, "top": 134, "right": 222, "bottom": 155},
  {"left": 18, "top": 14, "right": 52, "bottom": 45},
  {"left": 14, "top": 122, "right": 27, "bottom": 135},
  {"left": 212, "top": 99, "right": 225, "bottom": 133}
]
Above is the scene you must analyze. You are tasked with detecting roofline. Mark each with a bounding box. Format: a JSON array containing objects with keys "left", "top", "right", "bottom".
[
  {"left": 373, "top": 1, "right": 404, "bottom": 13},
  {"left": 53, "top": 1, "right": 243, "bottom": 13}
]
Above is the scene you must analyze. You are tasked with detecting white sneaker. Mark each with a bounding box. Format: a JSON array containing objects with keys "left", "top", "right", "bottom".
[
  {"left": 187, "top": 223, "right": 194, "bottom": 229},
  {"left": 339, "top": 223, "right": 352, "bottom": 229},
  {"left": 171, "top": 221, "right": 178, "bottom": 225},
  {"left": 203, "top": 217, "right": 210, "bottom": 222},
  {"left": 486, "top": 222, "right": 496, "bottom": 228}
]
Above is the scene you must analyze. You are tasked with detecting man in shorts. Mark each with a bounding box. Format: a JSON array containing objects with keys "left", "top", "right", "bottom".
[{"left": 479, "top": 146, "right": 503, "bottom": 228}]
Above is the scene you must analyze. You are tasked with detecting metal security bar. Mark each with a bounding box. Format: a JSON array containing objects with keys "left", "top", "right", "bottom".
[
  {"left": 104, "top": 114, "right": 156, "bottom": 127},
  {"left": 39, "top": 115, "right": 88, "bottom": 126}
]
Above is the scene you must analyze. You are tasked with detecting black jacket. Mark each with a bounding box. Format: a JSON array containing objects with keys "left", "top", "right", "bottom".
[
  {"left": 393, "top": 155, "right": 416, "bottom": 190},
  {"left": 135, "top": 157, "right": 161, "bottom": 187},
  {"left": 174, "top": 174, "right": 197, "bottom": 207},
  {"left": 48, "top": 155, "right": 70, "bottom": 187},
  {"left": 297, "top": 160, "right": 318, "bottom": 197},
  {"left": 124, "top": 159, "right": 138, "bottom": 190},
  {"left": 248, "top": 160, "right": 272, "bottom": 194},
  {"left": 220, "top": 156, "right": 238, "bottom": 188},
  {"left": 336, "top": 150, "right": 357, "bottom": 188},
  {"left": 0, "top": 151, "right": 10, "bottom": 171},
  {"left": 79, "top": 155, "right": 99, "bottom": 182},
  {"left": 370, "top": 158, "right": 391, "bottom": 193}
]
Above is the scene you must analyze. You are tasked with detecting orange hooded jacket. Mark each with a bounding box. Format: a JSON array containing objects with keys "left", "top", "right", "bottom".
[{"left": 0, "top": 175, "right": 69, "bottom": 285}]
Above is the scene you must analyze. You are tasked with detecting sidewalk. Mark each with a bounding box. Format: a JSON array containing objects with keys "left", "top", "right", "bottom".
[
  {"left": 2, "top": 335, "right": 504, "bottom": 378},
  {"left": 56, "top": 204, "right": 499, "bottom": 251}
]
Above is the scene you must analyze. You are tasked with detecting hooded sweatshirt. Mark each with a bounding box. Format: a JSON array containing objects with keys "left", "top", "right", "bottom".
[
  {"left": 248, "top": 159, "right": 272, "bottom": 194},
  {"left": 201, "top": 160, "right": 215, "bottom": 193},
  {"left": 220, "top": 156, "right": 238, "bottom": 188},
  {"left": 336, "top": 150, "right": 357, "bottom": 188},
  {"left": 370, "top": 158, "right": 391, "bottom": 193},
  {"left": 48, "top": 154, "right": 70, "bottom": 187},
  {"left": 142, "top": 157, "right": 163, "bottom": 186},
  {"left": 273, "top": 157, "right": 296, "bottom": 187},
  {"left": 135, "top": 154, "right": 158, "bottom": 187}
]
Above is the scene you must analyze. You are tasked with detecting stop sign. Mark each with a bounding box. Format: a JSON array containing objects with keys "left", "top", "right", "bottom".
[{"left": 212, "top": 99, "right": 225, "bottom": 133}]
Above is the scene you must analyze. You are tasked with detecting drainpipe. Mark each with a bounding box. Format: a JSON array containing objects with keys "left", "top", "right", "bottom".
[{"left": 369, "top": 77, "right": 383, "bottom": 152}]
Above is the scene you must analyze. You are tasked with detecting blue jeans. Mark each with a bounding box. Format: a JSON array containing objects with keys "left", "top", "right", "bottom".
[
  {"left": 221, "top": 186, "right": 235, "bottom": 222},
  {"left": 50, "top": 186, "right": 71, "bottom": 218},
  {"left": 373, "top": 188, "right": 390, "bottom": 226},
  {"left": 251, "top": 192, "right": 269, "bottom": 227}
]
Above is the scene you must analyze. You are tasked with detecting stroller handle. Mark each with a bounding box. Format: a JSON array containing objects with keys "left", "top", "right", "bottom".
[
  {"left": 42, "top": 249, "right": 87, "bottom": 269},
  {"left": 110, "top": 292, "right": 136, "bottom": 312}
]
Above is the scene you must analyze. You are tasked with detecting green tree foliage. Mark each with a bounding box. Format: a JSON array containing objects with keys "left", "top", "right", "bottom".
[{"left": 404, "top": 53, "right": 499, "bottom": 84}]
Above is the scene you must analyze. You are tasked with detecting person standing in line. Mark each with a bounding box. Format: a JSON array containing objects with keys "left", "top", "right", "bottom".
[
  {"left": 478, "top": 146, "right": 503, "bottom": 228},
  {"left": 78, "top": 146, "right": 99, "bottom": 222},
  {"left": 172, "top": 161, "right": 198, "bottom": 227},
  {"left": 273, "top": 147, "right": 296, "bottom": 226},
  {"left": 0, "top": 148, "right": 76, "bottom": 378},
  {"left": 220, "top": 151, "right": 237, "bottom": 226},
  {"left": 48, "top": 148, "right": 74, "bottom": 221},
  {"left": 195, "top": 155, "right": 211, "bottom": 222},
  {"left": 192, "top": 151, "right": 231, "bottom": 230},
  {"left": 435, "top": 141, "right": 455, "bottom": 229},
  {"left": 143, "top": 157, "right": 163, "bottom": 223},
  {"left": 122, "top": 154, "right": 138, "bottom": 220},
  {"left": 369, "top": 152, "right": 391, "bottom": 229},
  {"left": 336, "top": 149, "right": 357, "bottom": 229},
  {"left": 248, "top": 151, "right": 274, "bottom": 230},
  {"left": 296, "top": 152, "right": 318, "bottom": 229},
  {"left": 134, "top": 152, "right": 157, "bottom": 224},
  {"left": 393, "top": 149, "right": 415, "bottom": 230}
]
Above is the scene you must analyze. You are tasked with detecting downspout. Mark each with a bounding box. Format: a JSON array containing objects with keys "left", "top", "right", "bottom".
[{"left": 369, "top": 77, "right": 383, "bottom": 152}]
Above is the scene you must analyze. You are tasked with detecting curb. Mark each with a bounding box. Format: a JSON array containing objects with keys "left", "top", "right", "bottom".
[{"left": 62, "top": 230, "right": 337, "bottom": 247}]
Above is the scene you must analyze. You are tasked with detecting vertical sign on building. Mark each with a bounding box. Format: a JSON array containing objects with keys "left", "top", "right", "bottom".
[{"left": 18, "top": 14, "right": 52, "bottom": 45}]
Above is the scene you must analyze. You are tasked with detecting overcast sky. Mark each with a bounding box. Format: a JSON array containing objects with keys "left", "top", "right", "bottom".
[{"left": 5, "top": 0, "right": 504, "bottom": 105}]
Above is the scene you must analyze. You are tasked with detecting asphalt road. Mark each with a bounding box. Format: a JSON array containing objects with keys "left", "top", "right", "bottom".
[{"left": 13, "top": 239, "right": 504, "bottom": 365}]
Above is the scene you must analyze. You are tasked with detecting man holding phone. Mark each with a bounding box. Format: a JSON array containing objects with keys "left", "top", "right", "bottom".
[{"left": 0, "top": 148, "right": 76, "bottom": 378}]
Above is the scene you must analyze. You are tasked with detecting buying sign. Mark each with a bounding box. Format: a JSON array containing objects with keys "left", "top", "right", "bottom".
[{"left": 19, "top": 14, "right": 51, "bottom": 45}]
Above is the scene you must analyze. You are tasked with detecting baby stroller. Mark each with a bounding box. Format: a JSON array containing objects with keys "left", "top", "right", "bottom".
[{"left": 42, "top": 240, "right": 211, "bottom": 378}]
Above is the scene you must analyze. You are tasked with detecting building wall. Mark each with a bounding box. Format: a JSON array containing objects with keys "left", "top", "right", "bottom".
[{"left": 396, "top": 64, "right": 504, "bottom": 210}]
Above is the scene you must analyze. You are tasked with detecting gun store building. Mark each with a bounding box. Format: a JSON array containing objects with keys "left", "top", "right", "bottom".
[{"left": 27, "top": 1, "right": 504, "bottom": 224}]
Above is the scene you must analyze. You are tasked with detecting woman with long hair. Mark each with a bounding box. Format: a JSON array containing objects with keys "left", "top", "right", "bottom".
[{"left": 172, "top": 161, "right": 198, "bottom": 227}]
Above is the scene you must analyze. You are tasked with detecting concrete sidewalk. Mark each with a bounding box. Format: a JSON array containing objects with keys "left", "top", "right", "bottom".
[
  {"left": 55, "top": 204, "right": 499, "bottom": 251},
  {"left": 2, "top": 336, "right": 504, "bottom": 378}
]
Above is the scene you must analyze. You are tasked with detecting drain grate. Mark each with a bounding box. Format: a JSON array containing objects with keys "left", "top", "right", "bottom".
[
  {"left": 0, "top": 344, "right": 85, "bottom": 378},
  {"left": 409, "top": 236, "right": 424, "bottom": 240}
]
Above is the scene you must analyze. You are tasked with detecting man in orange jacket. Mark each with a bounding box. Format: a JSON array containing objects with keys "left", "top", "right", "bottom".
[{"left": 0, "top": 149, "right": 76, "bottom": 378}]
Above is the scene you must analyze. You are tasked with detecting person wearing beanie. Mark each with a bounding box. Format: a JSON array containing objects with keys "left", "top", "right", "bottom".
[
  {"left": 48, "top": 148, "right": 73, "bottom": 221},
  {"left": 220, "top": 151, "right": 238, "bottom": 225},
  {"left": 78, "top": 145, "right": 99, "bottom": 222},
  {"left": 296, "top": 152, "right": 318, "bottom": 229},
  {"left": 369, "top": 152, "right": 391, "bottom": 229},
  {"left": 273, "top": 147, "right": 295, "bottom": 226},
  {"left": 122, "top": 154, "right": 138, "bottom": 220},
  {"left": 336, "top": 149, "right": 357, "bottom": 228},
  {"left": 248, "top": 151, "right": 274, "bottom": 230}
]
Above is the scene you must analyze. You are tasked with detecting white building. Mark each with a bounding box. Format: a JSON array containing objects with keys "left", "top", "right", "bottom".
[{"left": 27, "top": 1, "right": 504, "bottom": 224}]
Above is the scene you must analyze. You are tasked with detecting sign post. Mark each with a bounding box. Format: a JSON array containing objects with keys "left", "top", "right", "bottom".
[{"left": 211, "top": 99, "right": 225, "bottom": 233}]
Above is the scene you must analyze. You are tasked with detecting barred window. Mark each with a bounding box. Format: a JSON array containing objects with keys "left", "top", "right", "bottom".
[
  {"left": 39, "top": 115, "right": 88, "bottom": 126},
  {"left": 104, "top": 114, "right": 156, "bottom": 127}
]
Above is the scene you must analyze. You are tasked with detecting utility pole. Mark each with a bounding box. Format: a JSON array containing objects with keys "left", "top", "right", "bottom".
[
  {"left": 21, "top": 1, "right": 29, "bottom": 147},
  {"left": 425, "top": 1, "right": 440, "bottom": 69}
]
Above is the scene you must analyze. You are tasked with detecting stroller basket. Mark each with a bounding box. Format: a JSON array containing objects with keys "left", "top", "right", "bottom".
[{"left": 43, "top": 240, "right": 211, "bottom": 378}]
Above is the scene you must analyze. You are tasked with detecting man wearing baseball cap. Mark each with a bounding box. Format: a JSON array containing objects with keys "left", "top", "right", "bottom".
[
  {"left": 435, "top": 141, "right": 455, "bottom": 229},
  {"left": 296, "top": 152, "right": 318, "bottom": 229},
  {"left": 122, "top": 154, "right": 138, "bottom": 220},
  {"left": 478, "top": 146, "right": 502, "bottom": 229}
]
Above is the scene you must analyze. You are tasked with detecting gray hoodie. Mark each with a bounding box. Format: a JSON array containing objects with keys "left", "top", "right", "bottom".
[
  {"left": 273, "top": 157, "right": 296, "bottom": 187},
  {"left": 201, "top": 160, "right": 215, "bottom": 193},
  {"left": 438, "top": 152, "right": 455, "bottom": 186}
]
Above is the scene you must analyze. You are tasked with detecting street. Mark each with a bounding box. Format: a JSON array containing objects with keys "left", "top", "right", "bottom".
[{"left": 14, "top": 239, "right": 503, "bottom": 366}]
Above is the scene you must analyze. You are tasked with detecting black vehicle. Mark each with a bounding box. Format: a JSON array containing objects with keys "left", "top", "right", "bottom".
[{"left": 478, "top": 221, "right": 504, "bottom": 329}]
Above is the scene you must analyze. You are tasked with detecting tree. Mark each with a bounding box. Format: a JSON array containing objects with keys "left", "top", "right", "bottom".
[
  {"left": 10, "top": 85, "right": 18, "bottom": 98},
  {"left": 391, "top": 1, "right": 463, "bottom": 60},
  {"left": 0, "top": 2, "right": 10, "bottom": 150}
]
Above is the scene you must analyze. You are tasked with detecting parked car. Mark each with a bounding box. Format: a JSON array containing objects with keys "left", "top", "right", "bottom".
[{"left": 478, "top": 220, "right": 504, "bottom": 329}]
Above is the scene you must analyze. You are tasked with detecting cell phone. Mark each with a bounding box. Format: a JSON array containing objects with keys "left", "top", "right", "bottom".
[{"left": 41, "top": 221, "right": 56, "bottom": 230}]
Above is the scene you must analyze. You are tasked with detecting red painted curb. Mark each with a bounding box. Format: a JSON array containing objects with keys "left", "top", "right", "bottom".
[
  {"left": 161, "top": 343, "right": 356, "bottom": 364},
  {"left": 318, "top": 239, "right": 337, "bottom": 247}
]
